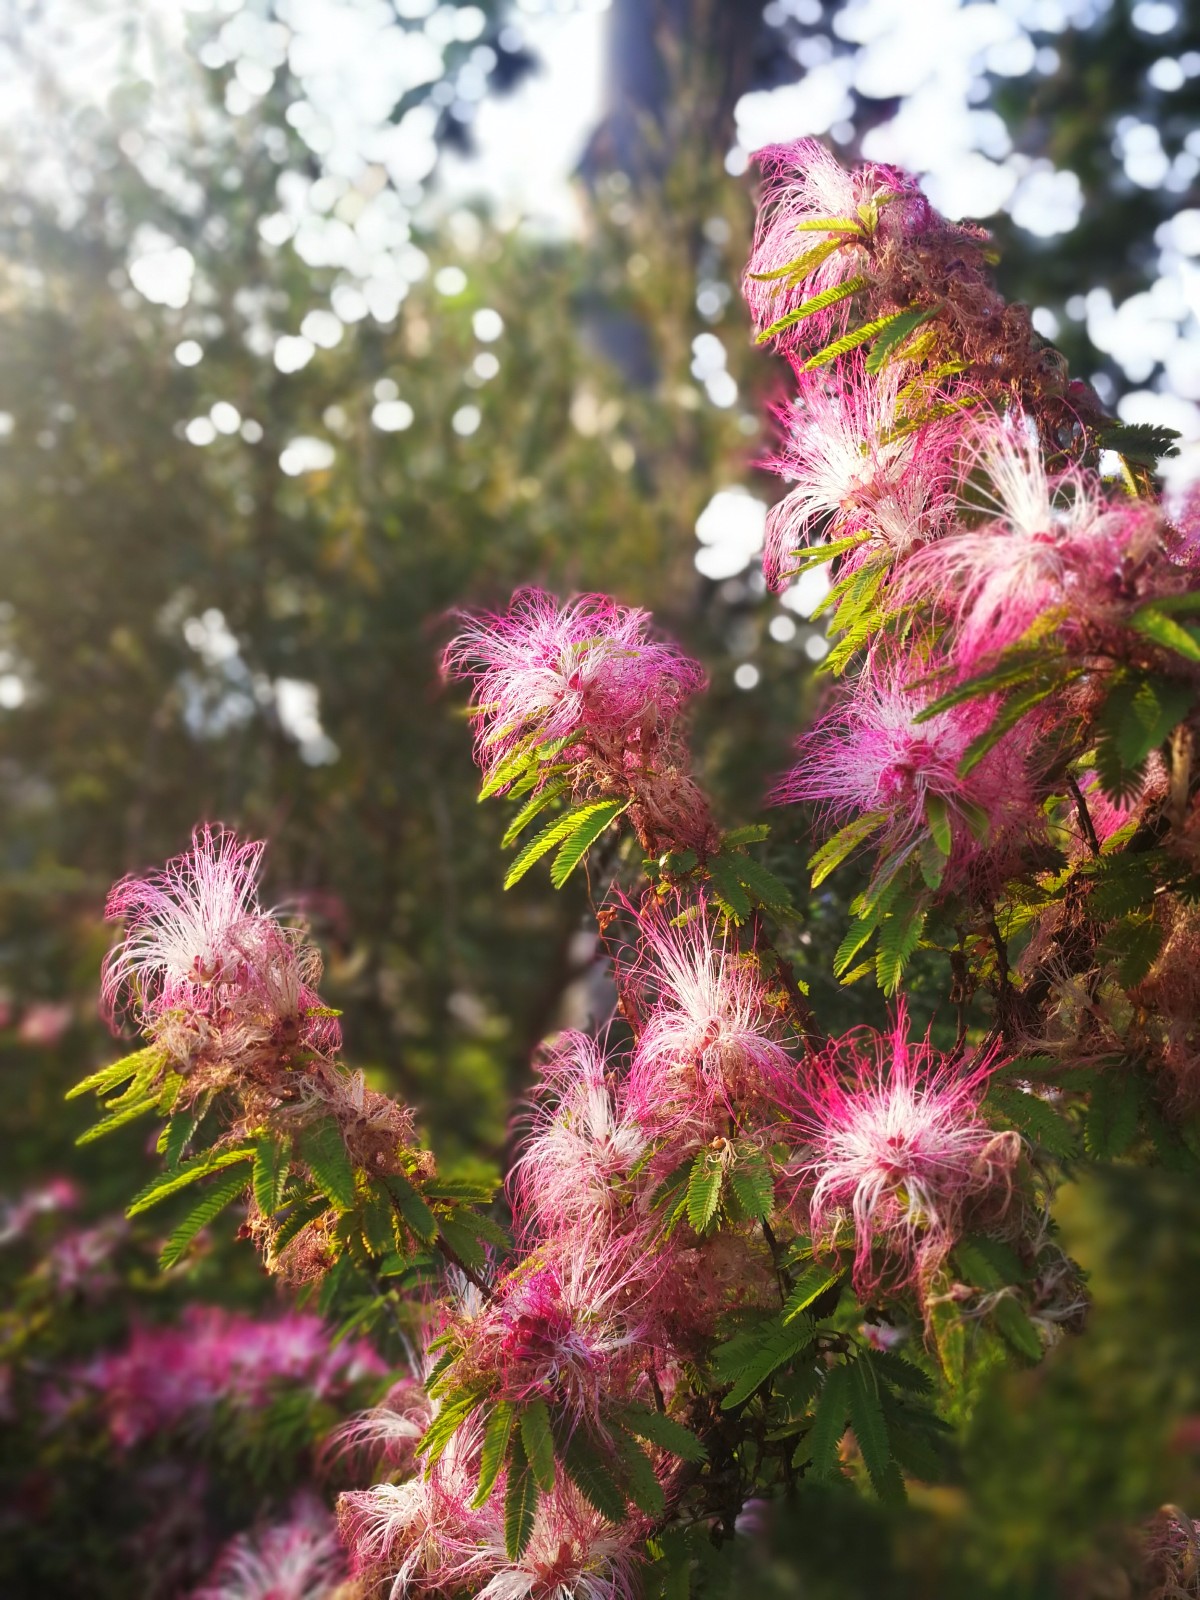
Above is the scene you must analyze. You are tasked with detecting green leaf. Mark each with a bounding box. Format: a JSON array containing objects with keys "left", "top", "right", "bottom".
[
  {"left": 802, "top": 1364, "right": 850, "bottom": 1476},
  {"left": 75, "top": 1094, "right": 160, "bottom": 1146},
  {"left": 991, "top": 1296, "right": 1044, "bottom": 1362},
  {"left": 549, "top": 800, "right": 630, "bottom": 888},
  {"left": 1097, "top": 673, "right": 1195, "bottom": 778},
  {"left": 126, "top": 1144, "right": 255, "bottom": 1217},
  {"left": 755, "top": 274, "right": 871, "bottom": 344},
  {"left": 158, "top": 1112, "right": 199, "bottom": 1168},
  {"left": 473, "top": 1402, "right": 516, "bottom": 1507},
  {"left": 269, "top": 1192, "right": 329, "bottom": 1259},
  {"left": 519, "top": 1400, "right": 557, "bottom": 1492},
  {"left": 500, "top": 778, "right": 572, "bottom": 848},
  {"left": 705, "top": 853, "right": 753, "bottom": 921},
  {"left": 1084, "top": 1071, "right": 1141, "bottom": 1159},
  {"left": 617, "top": 1405, "right": 707, "bottom": 1463},
  {"left": 504, "top": 1431, "right": 538, "bottom": 1560},
  {"left": 847, "top": 1358, "right": 905, "bottom": 1503},
  {"left": 722, "top": 823, "right": 770, "bottom": 847},
  {"left": 67, "top": 1046, "right": 165, "bottom": 1103},
  {"left": 864, "top": 1349, "right": 933, "bottom": 1396},
  {"left": 253, "top": 1137, "right": 292, "bottom": 1218},
  {"left": 714, "top": 1314, "right": 816, "bottom": 1409},
  {"left": 504, "top": 800, "right": 619, "bottom": 890},
  {"left": 1096, "top": 912, "right": 1164, "bottom": 988},
  {"left": 924, "top": 794, "right": 952, "bottom": 858},
  {"left": 299, "top": 1121, "right": 356, "bottom": 1212},
  {"left": 558, "top": 1426, "right": 629, "bottom": 1522},
  {"left": 800, "top": 310, "right": 913, "bottom": 373},
  {"left": 746, "top": 234, "right": 847, "bottom": 284},
  {"left": 809, "top": 811, "right": 887, "bottom": 889},
  {"left": 728, "top": 1153, "right": 774, "bottom": 1222},
  {"left": 158, "top": 1170, "right": 249, "bottom": 1269},
  {"left": 1130, "top": 605, "right": 1200, "bottom": 663},
  {"left": 419, "top": 1390, "right": 480, "bottom": 1468},
  {"left": 730, "top": 853, "right": 794, "bottom": 913},
  {"left": 782, "top": 1263, "right": 843, "bottom": 1322},
  {"left": 875, "top": 899, "right": 927, "bottom": 997},
  {"left": 435, "top": 1213, "right": 493, "bottom": 1274},
  {"left": 609, "top": 1425, "right": 666, "bottom": 1518},
  {"left": 1095, "top": 421, "right": 1181, "bottom": 465},
  {"left": 382, "top": 1171, "right": 439, "bottom": 1245},
  {"left": 686, "top": 1153, "right": 724, "bottom": 1235},
  {"left": 864, "top": 305, "right": 938, "bottom": 373},
  {"left": 984, "top": 1083, "right": 1078, "bottom": 1158}
]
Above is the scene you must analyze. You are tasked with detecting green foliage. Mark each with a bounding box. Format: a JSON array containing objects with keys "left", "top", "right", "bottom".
[
  {"left": 504, "top": 1430, "right": 538, "bottom": 1560},
  {"left": 755, "top": 275, "right": 871, "bottom": 344},
  {"left": 712, "top": 1311, "right": 816, "bottom": 1409},
  {"left": 297, "top": 1122, "right": 356, "bottom": 1212}
]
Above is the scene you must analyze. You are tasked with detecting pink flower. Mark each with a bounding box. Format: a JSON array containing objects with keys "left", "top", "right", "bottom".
[
  {"left": 442, "top": 589, "right": 704, "bottom": 789},
  {"left": 16, "top": 1000, "right": 74, "bottom": 1047},
  {"left": 476, "top": 1481, "right": 645, "bottom": 1600},
  {"left": 787, "top": 1009, "right": 1018, "bottom": 1293},
  {"left": 0, "top": 1176, "right": 79, "bottom": 1245},
  {"left": 451, "top": 1248, "right": 649, "bottom": 1425},
  {"left": 192, "top": 1494, "right": 346, "bottom": 1600},
  {"left": 744, "top": 140, "right": 931, "bottom": 351},
  {"left": 895, "top": 413, "right": 1127, "bottom": 656},
  {"left": 510, "top": 1032, "right": 649, "bottom": 1241},
  {"left": 70, "top": 1307, "right": 383, "bottom": 1448},
  {"left": 773, "top": 649, "right": 1040, "bottom": 878},
  {"left": 626, "top": 902, "right": 795, "bottom": 1136},
  {"left": 326, "top": 1377, "right": 432, "bottom": 1476},
  {"left": 762, "top": 361, "right": 962, "bottom": 589},
  {"left": 102, "top": 826, "right": 268, "bottom": 1022}
]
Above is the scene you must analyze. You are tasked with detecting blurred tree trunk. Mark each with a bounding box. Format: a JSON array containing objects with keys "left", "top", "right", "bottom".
[{"left": 583, "top": 0, "right": 765, "bottom": 180}]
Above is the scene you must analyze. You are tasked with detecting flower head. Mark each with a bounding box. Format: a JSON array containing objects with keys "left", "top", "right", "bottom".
[
  {"left": 773, "top": 649, "right": 1040, "bottom": 875},
  {"left": 897, "top": 412, "right": 1128, "bottom": 656},
  {"left": 744, "top": 140, "right": 931, "bottom": 351},
  {"left": 788, "top": 1010, "right": 1017, "bottom": 1292},
  {"left": 477, "top": 1481, "right": 645, "bottom": 1600},
  {"left": 511, "top": 1032, "right": 649, "bottom": 1241},
  {"left": 193, "top": 1494, "right": 346, "bottom": 1600},
  {"left": 626, "top": 902, "right": 795, "bottom": 1136},
  {"left": 762, "top": 362, "right": 962, "bottom": 589},
  {"left": 443, "top": 589, "right": 704, "bottom": 789},
  {"left": 102, "top": 826, "right": 266, "bottom": 1023}
]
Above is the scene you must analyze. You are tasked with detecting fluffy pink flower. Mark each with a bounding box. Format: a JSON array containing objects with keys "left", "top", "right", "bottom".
[
  {"left": 16, "top": 999, "right": 74, "bottom": 1046},
  {"left": 626, "top": 902, "right": 795, "bottom": 1135},
  {"left": 476, "top": 1481, "right": 645, "bottom": 1600},
  {"left": 744, "top": 139, "right": 932, "bottom": 350},
  {"left": 193, "top": 1494, "right": 346, "bottom": 1600},
  {"left": 896, "top": 412, "right": 1128, "bottom": 656},
  {"left": 510, "top": 1032, "right": 649, "bottom": 1241},
  {"left": 453, "top": 1248, "right": 649, "bottom": 1424},
  {"left": 0, "top": 1176, "right": 79, "bottom": 1245},
  {"left": 762, "top": 361, "right": 962, "bottom": 589},
  {"left": 442, "top": 589, "right": 704, "bottom": 787},
  {"left": 326, "top": 1377, "right": 432, "bottom": 1476},
  {"left": 71, "top": 1307, "right": 383, "bottom": 1448},
  {"left": 773, "top": 650, "right": 1039, "bottom": 876},
  {"left": 788, "top": 1010, "right": 1018, "bottom": 1292},
  {"left": 102, "top": 826, "right": 268, "bottom": 1022}
]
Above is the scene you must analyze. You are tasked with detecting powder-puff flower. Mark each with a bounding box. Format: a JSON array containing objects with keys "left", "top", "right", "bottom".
[
  {"left": 762, "top": 362, "right": 962, "bottom": 588},
  {"left": 102, "top": 826, "right": 267, "bottom": 1023},
  {"left": 443, "top": 589, "right": 705, "bottom": 788},
  {"left": 476, "top": 1481, "right": 645, "bottom": 1600},
  {"left": 1142, "top": 1505, "right": 1200, "bottom": 1598},
  {"left": 773, "top": 650, "right": 1040, "bottom": 877},
  {"left": 787, "top": 1010, "right": 1018, "bottom": 1293},
  {"left": 192, "top": 1494, "right": 346, "bottom": 1600},
  {"left": 446, "top": 1247, "right": 650, "bottom": 1428},
  {"left": 896, "top": 412, "right": 1127, "bottom": 656},
  {"left": 626, "top": 902, "right": 795, "bottom": 1135},
  {"left": 338, "top": 1419, "right": 491, "bottom": 1595},
  {"left": 326, "top": 1377, "right": 432, "bottom": 1476},
  {"left": 510, "top": 1032, "right": 649, "bottom": 1241},
  {"left": 744, "top": 140, "right": 932, "bottom": 351}
]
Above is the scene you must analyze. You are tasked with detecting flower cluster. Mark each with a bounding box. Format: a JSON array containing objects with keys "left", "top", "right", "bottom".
[
  {"left": 59, "top": 1308, "right": 384, "bottom": 1450},
  {"left": 192, "top": 1494, "right": 348, "bottom": 1600},
  {"left": 443, "top": 588, "right": 715, "bottom": 857}
]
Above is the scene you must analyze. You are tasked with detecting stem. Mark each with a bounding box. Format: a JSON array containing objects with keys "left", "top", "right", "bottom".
[{"left": 1065, "top": 775, "right": 1101, "bottom": 859}]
